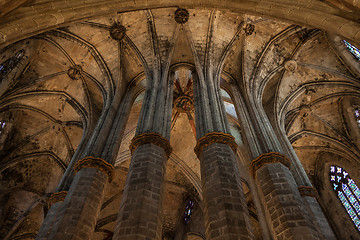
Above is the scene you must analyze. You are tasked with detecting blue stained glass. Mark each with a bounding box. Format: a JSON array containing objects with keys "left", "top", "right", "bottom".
[
  {"left": 343, "top": 184, "right": 360, "bottom": 216},
  {"left": 184, "top": 200, "right": 194, "bottom": 224},
  {"left": 330, "top": 165, "right": 360, "bottom": 231},
  {"left": 344, "top": 40, "right": 360, "bottom": 61},
  {"left": 337, "top": 176, "right": 342, "bottom": 182},
  {"left": 338, "top": 191, "right": 360, "bottom": 230},
  {"left": 349, "top": 179, "right": 360, "bottom": 201}
]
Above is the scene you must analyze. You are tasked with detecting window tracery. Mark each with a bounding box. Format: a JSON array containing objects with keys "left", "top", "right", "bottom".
[
  {"left": 343, "top": 40, "right": 360, "bottom": 61},
  {"left": 184, "top": 200, "right": 193, "bottom": 224},
  {"left": 330, "top": 165, "right": 360, "bottom": 231},
  {"left": 0, "top": 50, "right": 25, "bottom": 81}
]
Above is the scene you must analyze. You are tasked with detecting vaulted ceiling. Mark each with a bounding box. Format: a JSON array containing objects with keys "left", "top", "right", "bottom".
[{"left": 0, "top": 5, "right": 359, "bottom": 239}]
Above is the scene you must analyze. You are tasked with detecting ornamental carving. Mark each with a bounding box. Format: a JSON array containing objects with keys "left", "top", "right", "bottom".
[
  {"left": 298, "top": 186, "right": 318, "bottom": 198},
  {"left": 110, "top": 24, "right": 126, "bottom": 41},
  {"left": 73, "top": 157, "right": 114, "bottom": 183},
  {"left": 67, "top": 65, "right": 82, "bottom": 80},
  {"left": 194, "top": 132, "right": 237, "bottom": 158},
  {"left": 129, "top": 133, "right": 172, "bottom": 157},
  {"left": 243, "top": 24, "right": 255, "bottom": 36},
  {"left": 250, "top": 152, "right": 291, "bottom": 177},
  {"left": 48, "top": 191, "right": 67, "bottom": 205},
  {"left": 174, "top": 95, "right": 193, "bottom": 112},
  {"left": 175, "top": 8, "right": 189, "bottom": 24}
]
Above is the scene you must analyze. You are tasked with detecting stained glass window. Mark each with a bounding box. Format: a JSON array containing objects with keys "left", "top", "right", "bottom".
[
  {"left": 184, "top": 200, "right": 194, "bottom": 224},
  {"left": 330, "top": 165, "right": 360, "bottom": 231},
  {"left": 0, "top": 121, "right": 5, "bottom": 135},
  {"left": 343, "top": 40, "right": 360, "bottom": 61},
  {"left": 355, "top": 109, "right": 360, "bottom": 127},
  {"left": 0, "top": 50, "right": 25, "bottom": 82}
]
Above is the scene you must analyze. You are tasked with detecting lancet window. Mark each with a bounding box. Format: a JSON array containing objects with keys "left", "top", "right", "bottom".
[
  {"left": 184, "top": 200, "right": 194, "bottom": 224},
  {"left": 330, "top": 165, "right": 360, "bottom": 231},
  {"left": 0, "top": 121, "right": 5, "bottom": 135},
  {"left": 343, "top": 40, "right": 360, "bottom": 61},
  {"left": 0, "top": 50, "right": 25, "bottom": 81},
  {"left": 355, "top": 109, "right": 360, "bottom": 127}
]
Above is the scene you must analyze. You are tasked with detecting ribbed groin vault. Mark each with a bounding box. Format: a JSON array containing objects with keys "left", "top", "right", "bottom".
[{"left": 0, "top": 1, "right": 359, "bottom": 240}]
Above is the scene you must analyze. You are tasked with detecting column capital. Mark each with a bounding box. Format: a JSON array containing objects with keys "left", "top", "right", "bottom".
[
  {"left": 298, "top": 186, "right": 318, "bottom": 198},
  {"left": 73, "top": 157, "right": 114, "bottom": 182},
  {"left": 250, "top": 152, "right": 291, "bottom": 177},
  {"left": 48, "top": 191, "right": 68, "bottom": 205},
  {"left": 129, "top": 132, "right": 172, "bottom": 157},
  {"left": 194, "top": 132, "right": 237, "bottom": 158}
]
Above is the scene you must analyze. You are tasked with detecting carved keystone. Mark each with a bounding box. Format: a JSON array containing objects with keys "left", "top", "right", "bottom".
[
  {"left": 110, "top": 24, "right": 126, "bottom": 41},
  {"left": 175, "top": 8, "right": 189, "bottom": 24},
  {"left": 243, "top": 23, "right": 255, "bottom": 36},
  {"left": 284, "top": 59, "right": 297, "bottom": 72},
  {"left": 67, "top": 65, "right": 82, "bottom": 80}
]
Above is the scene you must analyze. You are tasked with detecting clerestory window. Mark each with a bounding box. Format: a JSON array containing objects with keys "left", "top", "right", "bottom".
[
  {"left": 330, "top": 165, "right": 360, "bottom": 231},
  {"left": 355, "top": 108, "right": 360, "bottom": 127},
  {"left": 0, "top": 50, "right": 25, "bottom": 82},
  {"left": 184, "top": 200, "right": 194, "bottom": 224},
  {"left": 0, "top": 121, "right": 5, "bottom": 135},
  {"left": 343, "top": 40, "right": 360, "bottom": 62}
]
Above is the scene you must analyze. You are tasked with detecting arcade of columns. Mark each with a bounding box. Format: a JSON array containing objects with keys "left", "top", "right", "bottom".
[{"left": 27, "top": 9, "right": 338, "bottom": 240}]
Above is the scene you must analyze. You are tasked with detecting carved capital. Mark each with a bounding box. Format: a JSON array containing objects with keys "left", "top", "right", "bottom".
[
  {"left": 48, "top": 191, "right": 67, "bottom": 205},
  {"left": 298, "top": 186, "right": 318, "bottom": 198},
  {"left": 73, "top": 157, "right": 114, "bottom": 182},
  {"left": 194, "top": 132, "right": 237, "bottom": 158},
  {"left": 129, "top": 133, "right": 172, "bottom": 157},
  {"left": 250, "top": 152, "right": 291, "bottom": 177}
]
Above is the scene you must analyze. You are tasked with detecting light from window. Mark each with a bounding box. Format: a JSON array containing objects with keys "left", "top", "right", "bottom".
[
  {"left": 355, "top": 109, "right": 360, "bottom": 127},
  {"left": 184, "top": 200, "right": 193, "bottom": 224},
  {"left": 343, "top": 40, "right": 360, "bottom": 61},
  {"left": 0, "top": 50, "right": 25, "bottom": 82},
  {"left": 0, "top": 121, "right": 5, "bottom": 135},
  {"left": 330, "top": 165, "right": 360, "bottom": 231}
]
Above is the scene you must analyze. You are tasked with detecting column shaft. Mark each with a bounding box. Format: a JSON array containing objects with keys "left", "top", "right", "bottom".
[
  {"left": 113, "top": 143, "right": 167, "bottom": 239},
  {"left": 37, "top": 168, "right": 108, "bottom": 240},
  {"left": 254, "top": 159, "right": 319, "bottom": 239},
  {"left": 200, "top": 142, "right": 253, "bottom": 240}
]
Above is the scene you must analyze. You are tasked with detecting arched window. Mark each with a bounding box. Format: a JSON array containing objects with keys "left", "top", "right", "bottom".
[
  {"left": 355, "top": 108, "right": 360, "bottom": 127},
  {"left": 330, "top": 165, "right": 360, "bottom": 231},
  {"left": 343, "top": 40, "right": 360, "bottom": 61},
  {"left": 184, "top": 200, "right": 194, "bottom": 224},
  {"left": 0, "top": 121, "right": 5, "bottom": 135},
  {"left": 0, "top": 50, "right": 25, "bottom": 82}
]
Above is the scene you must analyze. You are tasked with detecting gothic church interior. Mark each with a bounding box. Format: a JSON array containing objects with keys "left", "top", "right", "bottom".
[{"left": 0, "top": 1, "right": 360, "bottom": 239}]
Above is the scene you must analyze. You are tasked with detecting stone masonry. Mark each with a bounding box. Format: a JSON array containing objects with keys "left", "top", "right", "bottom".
[
  {"left": 200, "top": 142, "right": 254, "bottom": 240},
  {"left": 113, "top": 143, "right": 168, "bottom": 239}
]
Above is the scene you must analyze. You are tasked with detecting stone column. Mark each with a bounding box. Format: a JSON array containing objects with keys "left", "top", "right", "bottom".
[
  {"left": 113, "top": 134, "right": 172, "bottom": 239},
  {"left": 298, "top": 187, "right": 336, "bottom": 240},
  {"left": 113, "top": 73, "right": 174, "bottom": 239},
  {"left": 190, "top": 66, "right": 253, "bottom": 239},
  {"left": 251, "top": 153, "right": 320, "bottom": 240},
  {"left": 36, "top": 85, "right": 134, "bottom": 240},
  {"left": 194, "top": 133, "right": 254, "bottom": 240}
]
